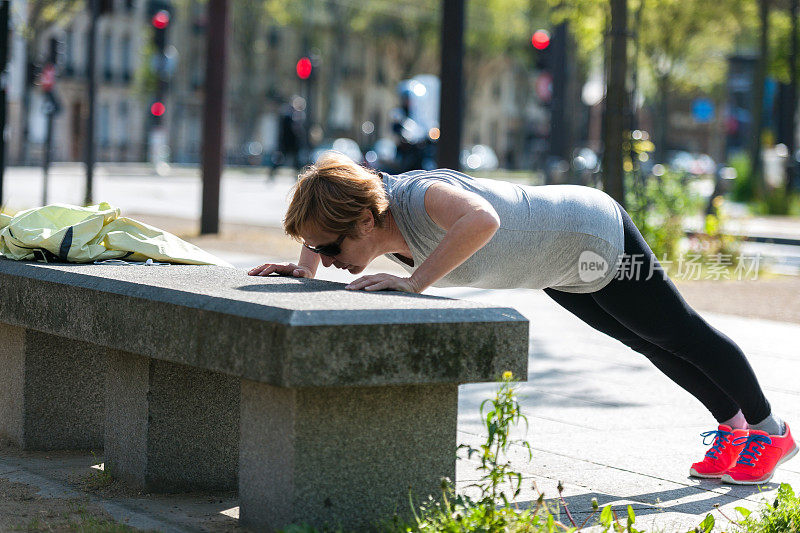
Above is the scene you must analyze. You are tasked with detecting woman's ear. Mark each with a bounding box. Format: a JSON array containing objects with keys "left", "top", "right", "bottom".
[{"left": 357, "top": 210, "right": 375, "bottom": 236}]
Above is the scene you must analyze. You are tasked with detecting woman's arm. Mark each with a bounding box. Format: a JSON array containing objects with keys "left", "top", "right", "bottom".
[
  {"left": 248, "top": 244, "right": 321, "bottom": 278},
  {"left": 346, "top": 182, "right": 500, "bottom": 292},
  {"left": 297, "top": 245, "right": 321, "bottom": 277}
]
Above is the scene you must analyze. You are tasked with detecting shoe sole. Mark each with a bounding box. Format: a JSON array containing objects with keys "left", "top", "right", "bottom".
[
  {"left": 721, "top": 444, "right": 800, "bottom": 485},
  {"left": 689, "top": 467, "right": 724, "bottom": 479}
]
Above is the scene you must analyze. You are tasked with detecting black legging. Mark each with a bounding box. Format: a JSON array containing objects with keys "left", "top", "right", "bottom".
[{"left": 543, "top": 200, "right": 771, "bottom": 424}]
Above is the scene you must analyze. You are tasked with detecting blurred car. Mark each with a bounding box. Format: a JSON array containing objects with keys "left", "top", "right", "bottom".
[
  {"left": 310, "top": 138, "right": 364, "bottom": 165},
  {"left": 666, "top": 150, "right": 716, "bottom": 177},
  {"left": 693, "top": 154, "right": 716, "bottom": 176},
  {"left": 461, "top": 144, "right": 499, "bottom": 171}
]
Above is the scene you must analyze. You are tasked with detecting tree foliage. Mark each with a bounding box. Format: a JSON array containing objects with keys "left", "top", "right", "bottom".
[
  {"left": 637, "top": 0, "right": 755, "bottom": 97},
  {"left": 550, "top": 0, "right": 762, "bottom": 101},
  {"left": 18, "top": 0, "right": 83, "bottom": 46},
  {"left": 769, "top": 7, "right": 799, "bottom": 84}
]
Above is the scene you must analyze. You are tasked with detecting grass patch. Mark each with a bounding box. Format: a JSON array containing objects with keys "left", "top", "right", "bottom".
[
  {"left": 738, "top": 483, "right": 800, "bottom": 533},
  {"left": 83, "top": 465, "right": 114, "bottom": 492},
  {"left": 10, "top": 500, "right": 140, "bottom": 532}
]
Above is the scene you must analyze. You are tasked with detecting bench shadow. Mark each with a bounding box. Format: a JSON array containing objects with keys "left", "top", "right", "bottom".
[
  {"left": 237, "top": 282, "right": 343, "bottom": 293},
  {"left": 525, "top": 482, "right": 779, "bottom": 521},
  {"left": 457, "top": 335, "right": 647, "bottom": 412},
  {"left": 237, "top": 278, "right": 451, "bottom": 300},
  {"left": 16, "top": 262, "right": 448, "bottom": 301}
]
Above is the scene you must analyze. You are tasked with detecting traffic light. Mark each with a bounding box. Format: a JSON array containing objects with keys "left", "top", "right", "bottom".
[
  {"left": 150, "top": 101, "right": 166, "bottom": 117},
  {"left": 147, "top": 1, "right": 172, "bottom": 53},
  {"left": 531, "top": 29, "right": 550, "bottom": 50},
  {"left": 146, "top": 1, "right": 172, "bottom": 127},
  {"left": 152, "top": 9, "right": 170, "bottom": 51},
  {"left": 296, "top": 57, "right": 312, "bottom": 80},
  {"left": 531, "top": 29, "right": 551, "bottom": 70},
  {"left": 99, "top": 0, "right": 113, "bottom": 15}
]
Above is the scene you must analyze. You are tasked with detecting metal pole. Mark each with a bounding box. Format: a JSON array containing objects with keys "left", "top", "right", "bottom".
[
  {"left": 42, "top": 39, "right": 58, "bottom": 206},
  {"left": 549, "top": 22, "right": 568, "bottom": 160},
  {"left": 749, "top": 0, "right": 769, "bottom": 200},
  {"left": 437, "top": 0, "right": 465, "bottom": 170},
  {"left": 43, "top": 105, "right": 53, "bottom": 205},
  {"left": 200, "top": 0, "right": 228, "bottom": 235},
  {"left": 788, "top": 0, "right": 798, "bottom": 192},
  {"left": 301, "top": 35, "right": 311, "bottom": 153},
  {"left": 84, "top": 0, "right": 97, "bottom": 205},
  {"left": 0, "top": 0, "right": 9, "bottom": 208}
]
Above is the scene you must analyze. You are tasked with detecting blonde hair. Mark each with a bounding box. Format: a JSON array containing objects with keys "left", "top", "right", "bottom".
[{"left": 283, "top": 151, "right": 390, "bottom": 240}]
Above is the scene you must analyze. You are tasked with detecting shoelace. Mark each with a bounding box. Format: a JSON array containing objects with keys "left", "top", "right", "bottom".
[
  {"left": 732, "top": 433, "right": 773, "bottom": 466},
  {"left": 700, "top": 429, "right": 733, "bottom": 459}
]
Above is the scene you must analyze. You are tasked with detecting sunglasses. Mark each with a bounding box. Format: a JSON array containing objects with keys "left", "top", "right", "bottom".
[{"left": 303, "top": 234, "right": 345, "bottom": 257}]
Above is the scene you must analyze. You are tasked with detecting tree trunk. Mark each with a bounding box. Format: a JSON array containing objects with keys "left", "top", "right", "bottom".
[
  {"left": 631, "top": 0, "right": 644, "bottom": 135},
  {"left": 749, "top": 0, "right": 769, "bottom": 200},
  {"left": 601, "top": 0, "right": 628, "bottom": 206},
  {"left": 786, "top": 0, "right": 798, "bottom": 194}
]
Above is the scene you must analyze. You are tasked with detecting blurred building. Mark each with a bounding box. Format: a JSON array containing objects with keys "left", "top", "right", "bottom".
[
  {"left": 7, "top": 0, "right": 144, "bottom": 164},
  {"left": 11, "top": 0, "right": 548, "bottom": 169}
]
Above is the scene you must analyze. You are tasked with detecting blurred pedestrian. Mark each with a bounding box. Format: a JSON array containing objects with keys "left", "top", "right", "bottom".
[
  {"left": 390, "top": 87, "right": 428, "bottom": 173},
  {"left": 269, "top": 96, "right": 306, "bottom": 180}
]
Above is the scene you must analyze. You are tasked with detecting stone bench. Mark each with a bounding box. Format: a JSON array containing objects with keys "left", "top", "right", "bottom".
[{"left": 0, "top": 259, "right": 528, "bottom": 530}]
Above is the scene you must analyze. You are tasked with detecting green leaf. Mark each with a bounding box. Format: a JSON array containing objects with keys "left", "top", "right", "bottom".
[
  {"left": 700, "top": 513, "right": 715, "bottom": 532},
  {"left": 734, "top": 506, "right": 751, "bottom": 518},
  {"left": 627, "top": 504, "right": 635, "bottom": 525},
  {"left": 600, "top": 504, "right": 614, "bottom": 527}
]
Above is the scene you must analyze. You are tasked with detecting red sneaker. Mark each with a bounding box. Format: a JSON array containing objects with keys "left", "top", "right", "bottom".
[
  {"left": 722, "top": 423, "right": 799, "bottom": 485},
  {"left": 689, "top": 425, "right": 748, "bottom": 479}
]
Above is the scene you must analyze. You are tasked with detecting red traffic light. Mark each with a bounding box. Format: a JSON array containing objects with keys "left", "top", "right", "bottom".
[
  {"left": 296, "top": 57, "right": 312, "bottom": 80},
  {"left": 150, "top": 101, "right": 166, "bottom": 117},
  {"left": 152, "top": 10, "right": 170, "bottom": 29},
  {"left": 531, "top": 29, "right": 550, "bottom": 50}
]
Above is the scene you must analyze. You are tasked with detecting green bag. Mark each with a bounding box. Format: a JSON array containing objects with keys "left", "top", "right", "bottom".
[{"left": 0, "top": 202, "right": 232, "bottom": 267}]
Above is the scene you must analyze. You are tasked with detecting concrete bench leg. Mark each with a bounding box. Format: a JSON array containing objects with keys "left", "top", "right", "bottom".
[
  {"left": 104, "top": 350, "right": 239, "bottom": 492},
  {"left": 0, "top": 323, "right": 105, "bottom": 450},
  {"left": 239, "top": 381, "right": 458, "bottom": 531}
]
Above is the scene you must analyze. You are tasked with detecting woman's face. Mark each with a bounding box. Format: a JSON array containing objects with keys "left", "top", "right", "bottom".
[{"left": 302, "top": 225, "right": 374, "bottom": 275}]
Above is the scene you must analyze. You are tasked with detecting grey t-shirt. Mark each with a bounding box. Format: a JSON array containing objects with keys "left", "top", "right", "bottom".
[{"left": 380, "top": 169, "right": 625, "bottom": 293}]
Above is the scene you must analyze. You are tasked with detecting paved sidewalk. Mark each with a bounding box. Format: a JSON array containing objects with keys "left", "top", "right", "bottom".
[
  {"left": 447, "top": 286, "right": 800, "bottom": 533},
  {"left": 0, "top": 247, "right": 797, "bottom": 532},
  {"left": 1, "top": 165, "right": 799, "bottom": 531},
  {"left": 3, "top": 163, "right": 799, "bottom": 240},
  {"left": 226, "top": 249, "right": 800, "bottom": 532}
]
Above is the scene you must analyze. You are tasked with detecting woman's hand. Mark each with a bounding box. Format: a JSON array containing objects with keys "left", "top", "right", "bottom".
[
  {"left": 345, "top": 273, "right": 419, "bottom": 293},
  {"left": 248, "top": 262, "right": 314, "bottom": 279}
]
